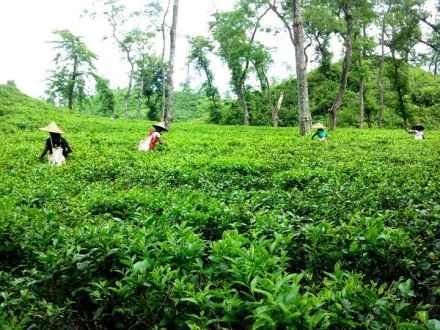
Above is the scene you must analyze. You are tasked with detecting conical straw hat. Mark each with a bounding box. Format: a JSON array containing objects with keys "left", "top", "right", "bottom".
[
  {"left": 153, "top": 122, "right": 168, "bottom": 131},
  {"left": 312, "top": 123, "right": 326, "bottom": 129},
  {"left": 39, "top": 121, "right": 64, "bottom": 134}
]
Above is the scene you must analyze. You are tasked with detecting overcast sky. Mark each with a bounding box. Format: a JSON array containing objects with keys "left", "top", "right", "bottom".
[{"left": 0, "top": 0, "right": 436, "bottom": 99}]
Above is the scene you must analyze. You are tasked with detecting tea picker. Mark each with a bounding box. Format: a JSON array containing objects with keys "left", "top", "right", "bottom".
[
  {"left": 138, "top": 122, "right": 168, "bottom": 152},
  {"left": 311, "top": 123, "right": 329, "bottom": 142},
  {"left": 408, "top": 124, "right": 425, "bottom": 140},
  {"left": 39, "top": 122, "right": 72, "bottom": 166}
]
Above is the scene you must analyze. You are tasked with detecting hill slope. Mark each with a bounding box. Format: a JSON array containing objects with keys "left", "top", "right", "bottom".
[{"left": 1, "top": 87, "right": 439, "bottom": 328}]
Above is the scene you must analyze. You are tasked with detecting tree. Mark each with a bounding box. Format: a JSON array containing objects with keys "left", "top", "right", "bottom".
[
  {"left": 101, "top": 1, "right": 133, "bottom": 116},
  {"left": 256, "top": 0, "right": 308, "bottom": 129},
  {"left": 328, "top": 0, "right": 355, "bottom": 129},
  {"left": 303, "top": 1, "right": 337, "bottom": 76},
  {"left": 376, "top": 1, "right": 391, "bottom": 127},
  {"left": 250, "top": 42, "right": 283, "bottom": 127},
  {"left": 95, "top": 0, "right": 156, "bottom": 117},
  {"left": 384, "top": 0, "right": 423, "bottom": 126},
  {"left": 94, "top": 75, "right": 115, "bottom": 115},
  {"left": 212, "top": 2, "right": 270, "bottom": 125},
  {"left": 134, "top": 55, "right": 165, "bottom": 120},
  {"left": 47, "top": 30, "right": 96, "bottom": 110},
  {"left": 160, "top": 0, "right": 172, "bottom": 121},
  {"left": 131, "top": 31, "right": 156, "bottom": 118},
  {"left": 292, "top": 0, "right": 312, "bottom": 135},
  {"left": 351, "top": 0, "right": 375, "bottom": 128},
  {"left": 251, "top": 0, "right": 312, "bottom": 130},
  {"left": 163, "top": 0, "right": 179, "bottom": 127},
  {"left": 188, "top": 36, "right": 221, "bottom": 123},
  {"left": 418, "top": 1, "right": 440, "bottom": 75}
]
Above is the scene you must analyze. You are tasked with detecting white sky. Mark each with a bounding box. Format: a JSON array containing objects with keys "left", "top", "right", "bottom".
[
  {"left": 0, "top": 0, "right": 297, "bottom": 99},
  {"left": 0, "top": 0, "right": 436, "bottom": 99}
]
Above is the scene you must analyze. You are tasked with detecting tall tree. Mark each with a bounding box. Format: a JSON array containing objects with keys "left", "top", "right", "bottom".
[
  {"left": 102, "top": 1, "right": 134, "bottom": 116},
  {"left": 377, "top": 2, "right": 390, "bottom": 127},
  {"left": 212, "top": 2, "right": 270, "bottom": 125},
  {"left": 188, "top": 36, "right": 221, "bottom": 123},
  {"left": 351, "top": 0, "right": 375, "bottom": 128},
  {"left": 418, "top": 1, "right": 440, "bottom": 75},
  {"left": 357, "top": 27, "right": 366, "bottom": 128},
  {"left": 250, "top": 43, "right": 283, "bottom": 127},
  {"left": 94, "top": 75, "right": 115, "bottom": 115},
  {"left": 304, "top": 3, "right": 336, "bottom": 78},
  {"left": 131, "top": 30, "right": 155, "bottom": 118},
  {"left": 93, "top": 0, "right": 156, "bottom": 117},
  {"left": 134, "top": 55, "right": 165, "bottom": 120},
  {"left": 160, "top": 0, "right": 172, "bottom": 121},
  {"left": 292, "top": 0, "right": 312, "bottom": 135},
  {"left": 264, "top": 0, "right": 313, "bottom": 132},
  {"left": 385, "top": 0, "right": 422, "bottom": 126},
  {"left": 47, "top": 30, "right": 96, "bottom": 110},
  {"left": 163, "top": 0, "right": 179, "bottom": 126},
  {"left": 328, "top": 0, "right": 354, "bottom": 129}
]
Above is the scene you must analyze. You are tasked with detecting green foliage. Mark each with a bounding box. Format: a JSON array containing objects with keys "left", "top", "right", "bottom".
[
  {"left": 1, "top": 86, "right": 440, "bottom": 328},
  {"left": 188, "top": 36, "right": 221, "bottom": 123},
  {"left": 173, "top": 87, "right": 208, "bottom": 122},
  {"left": 46, "top": 30, "right": 97, "bottom": 110},
  {"left": 134, "top": 55, "right": 165, "bottom": 120},
  {"left": 218, "top": 60, "right": 440, "bottom": 128},
  {"left": 211, "top": 1, "right": 271, "bottom": 124},
  {"left": 93, "top": 76, "right": 115, "bottom": 116}
]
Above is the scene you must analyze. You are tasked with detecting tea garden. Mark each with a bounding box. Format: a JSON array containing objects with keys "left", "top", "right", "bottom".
[{"left": 0, "top": 85, "right": 439, "bottom": 329}]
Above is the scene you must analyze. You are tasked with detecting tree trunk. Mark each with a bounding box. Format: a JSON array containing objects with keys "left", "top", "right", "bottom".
[
  {"left": 237, "top": 86, "right": 250, "bottom": 125},
  {"left": 254, "top": 63, "right": 278, "bottom": 127},
  {"left": 292, "top": 0, "right": 312, "bottom": 135},
  {"left": 160, "top": 0, "right": 172, "bottom": 122},
  {"left": 207, "top": 75, "right": 218, "bottom": 109},
  {"left": 359, "top": 25, "right": 366, "bottom": 128},
  {"left": 391, "top": 55, "right": 409, "bottom": 127},
  {"left": 137, "top": 71, "right": 144, "bottom": 119},
  {"left": 124, "top": 61, "right": 134, "bottom": 117},
  {"left": 236, "top": 8, "right": 270, "bottom": 126},
  {"left": 359, "top": 74, "right": 365, "bottom": 128},
  {"left": 390, "top": 45, "right": 410, "bottom": 127},
  {"left": 329, "top": 107, "right": 337, "bottom": 129},
  {"left": 328, "top": 0, "right": 354, "bottom": 130},
  {"left": 163, "top": 0, "right": 179, "bottom": 127},
  {"left": 272, "top": 93, "right": 284, "bottom": 128},
  {"left": 67, "top": 56, "right": 78, "bottom": 110},
  {"left": 366, "top": 111, "right": 372, "bottom": 128},
  {"left": 378, "top": 15, "right": 386, "bottom": 127}
]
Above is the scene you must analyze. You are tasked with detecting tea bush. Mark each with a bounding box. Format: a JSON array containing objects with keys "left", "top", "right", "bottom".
[{"left": 0, "top": 85, "right": 439, "bottom": 329}]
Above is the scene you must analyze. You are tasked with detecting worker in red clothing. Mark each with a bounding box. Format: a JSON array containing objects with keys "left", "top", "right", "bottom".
[{"left": 138, "top": 122, "right": 168, "bottom": 151}]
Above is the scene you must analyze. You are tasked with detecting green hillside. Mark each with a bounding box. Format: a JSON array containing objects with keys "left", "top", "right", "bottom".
[{"left": 1, "top": 86, "right": 439, "bottom": 329}]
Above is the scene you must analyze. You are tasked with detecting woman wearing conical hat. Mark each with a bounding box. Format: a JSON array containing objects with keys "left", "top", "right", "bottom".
[
  {"left": 39, "top": 122, "right": 72, "bottom": 165},
  {"left": 138, "top": 122, "right": 168, "bottom": 152},
  {"left": 408, "top": 124, "right": 425, "bottom": 140},
  {"left": 311, "top": 123, "right": 329, "bottom": 142}
]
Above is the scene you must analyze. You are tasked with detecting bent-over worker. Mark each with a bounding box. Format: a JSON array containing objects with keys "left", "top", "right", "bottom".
[
  {"left": 138, "top": 122, "right": 168, "bottom": 151},
  {"left": 311, "top": 123, "right": 329, "bottom": 142},
  {"left": 408, "top": 124, "right": 425, "bottom": 140},
  {"left": 39, "top": 122, "right": 72, "bottom": 166}
]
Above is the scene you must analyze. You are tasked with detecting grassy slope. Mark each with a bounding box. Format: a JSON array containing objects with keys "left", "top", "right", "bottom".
[{"left": 1, "top": 85, "right": 440, "bottom": 328}]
